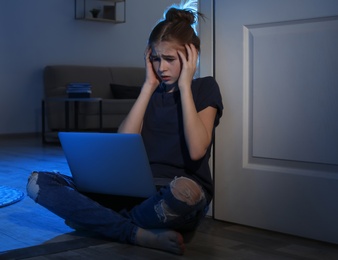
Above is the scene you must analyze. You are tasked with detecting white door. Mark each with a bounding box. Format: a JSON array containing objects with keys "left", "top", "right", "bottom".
[{"left": 205, "top": 0, "right": 338, "bottom": 244}]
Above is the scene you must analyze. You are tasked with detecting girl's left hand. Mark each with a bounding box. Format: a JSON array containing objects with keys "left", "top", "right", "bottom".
[{"left": 177, "top": 44, "right": 198, "bottom": 91}]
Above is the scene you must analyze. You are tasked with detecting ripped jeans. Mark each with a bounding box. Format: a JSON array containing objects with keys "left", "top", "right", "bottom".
[{"left": 26, "top": 171, "right": 208, "bottom": 245}]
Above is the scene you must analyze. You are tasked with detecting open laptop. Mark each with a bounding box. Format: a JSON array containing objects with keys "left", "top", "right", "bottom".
[{"left": 58, "top": 132, "right": 157, "bottom": 198}]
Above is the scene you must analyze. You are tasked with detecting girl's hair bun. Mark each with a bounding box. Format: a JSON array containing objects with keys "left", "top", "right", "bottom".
[
  {"left": 148, "top": 4, "right": 203, "bottom": 52},
  {"left": 165, "top": 8, "right": 196, "bottom": 25}
]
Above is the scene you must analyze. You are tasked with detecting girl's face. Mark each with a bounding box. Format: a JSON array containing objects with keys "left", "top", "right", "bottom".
[{"left": 150, "top": 41, "right": 185, "bottom": 85}]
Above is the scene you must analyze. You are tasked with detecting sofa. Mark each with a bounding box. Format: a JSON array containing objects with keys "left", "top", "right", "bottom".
[{"left": 43, "top": 65, "right": 145, "bottom": 133}]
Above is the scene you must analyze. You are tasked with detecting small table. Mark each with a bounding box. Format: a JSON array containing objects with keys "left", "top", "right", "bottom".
[{"left": 42, "top": 97, "right": 103, "bottom": 143}]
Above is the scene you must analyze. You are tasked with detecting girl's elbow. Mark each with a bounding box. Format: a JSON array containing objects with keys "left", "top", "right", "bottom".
[{"left": 189, "top": 148, "right": 207, "bottom": 161}]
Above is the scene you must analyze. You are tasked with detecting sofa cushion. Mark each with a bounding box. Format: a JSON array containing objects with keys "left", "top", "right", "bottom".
[
  {"left": 78, "top": 99, "right": 137, "bottom": 115},
  {"left": 110, "top": 84, "right": 141, "bottom": 99}
]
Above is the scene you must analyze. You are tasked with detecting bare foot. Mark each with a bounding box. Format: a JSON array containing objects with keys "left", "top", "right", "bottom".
[{"left": 134, "top": 228, "right": 185, "bottom": 255}]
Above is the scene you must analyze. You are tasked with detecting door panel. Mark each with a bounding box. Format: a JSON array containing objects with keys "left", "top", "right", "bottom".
[
  {"left": 209, "top": 0, "right": 338, "bottom": 244},
  {"left": 248, "top": 17, "right": 338, "bottom": 165}
]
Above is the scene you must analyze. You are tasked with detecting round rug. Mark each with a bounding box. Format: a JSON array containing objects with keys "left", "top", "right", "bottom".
[{"left": 0, "top": 185, "right": 25, "bottom": 208}]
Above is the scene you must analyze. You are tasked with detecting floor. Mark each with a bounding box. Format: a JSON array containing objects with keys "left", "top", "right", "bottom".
[{"left": 0, "top": 134, "right": 338, "bottom": 259}]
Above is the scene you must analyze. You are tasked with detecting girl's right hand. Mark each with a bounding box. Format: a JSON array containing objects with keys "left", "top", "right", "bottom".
[{"left": 143, "top": 46, "right": 160, "bottom": 93}]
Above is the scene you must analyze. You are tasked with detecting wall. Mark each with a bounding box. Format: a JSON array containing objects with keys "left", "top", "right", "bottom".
[
  {"left": 199, "top": 0, "right": 213, "bottom": 77},
  {"left": 0, "top": 0, "right": 178, "bottom": 134}
]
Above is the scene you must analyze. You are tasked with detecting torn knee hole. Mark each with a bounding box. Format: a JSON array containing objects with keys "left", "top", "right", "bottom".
[
  {"left": 26, "top": 172, "right": 40, "bottom": 201},
  {"left": 170, "top": 177, "right": 204, "bottom": 206},
  {"left": 154, "top": 200, "right": 179, "bottom": 223}
]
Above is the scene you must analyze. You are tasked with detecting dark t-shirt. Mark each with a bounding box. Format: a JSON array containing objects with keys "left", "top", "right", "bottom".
[{"left": 141, "top": 76, "right": 223, "bottom": 203}]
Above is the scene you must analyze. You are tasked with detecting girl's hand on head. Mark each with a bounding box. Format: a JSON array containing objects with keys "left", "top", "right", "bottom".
[
  {"left": 177, "top": 44, "right": 198, "bottom": 92},
  {"left": 143, "top": 46, "right": 160, "bottom": 93}
]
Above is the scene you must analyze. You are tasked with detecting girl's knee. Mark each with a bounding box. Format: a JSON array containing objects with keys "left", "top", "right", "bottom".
[
  {"left": 26, "top": 172, "right": 40, "bottom": 201},
  {"left": 170, "top": 177, "right": 205, "bottom": 206}
]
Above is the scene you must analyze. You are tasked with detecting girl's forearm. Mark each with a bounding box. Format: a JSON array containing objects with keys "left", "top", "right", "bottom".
[
  {"left": 180, "top": 88, "right": 213, "bottom": 160},
  {"left": 117, "top": 85, "right": 154, "bottom": 134}
]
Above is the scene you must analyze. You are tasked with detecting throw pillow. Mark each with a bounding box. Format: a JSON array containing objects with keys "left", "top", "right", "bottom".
[{"left": 110, "top": 84, "right": 141, "bottom": 99}]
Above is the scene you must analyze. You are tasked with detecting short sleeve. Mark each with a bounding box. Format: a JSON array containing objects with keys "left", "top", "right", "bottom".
[{"left": 192, "top": 77, "right": 223, "bottom": 127}]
